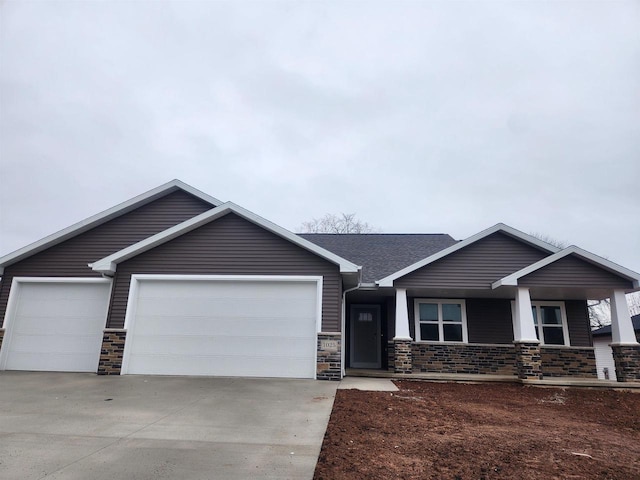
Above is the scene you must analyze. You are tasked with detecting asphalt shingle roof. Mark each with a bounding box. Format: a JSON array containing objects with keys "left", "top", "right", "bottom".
[
  {"left": 592, "top": 314, "right": 640, "bottom": 336},
  {"left": 298, "top": 233, "right": 458, "bottom": 283}
]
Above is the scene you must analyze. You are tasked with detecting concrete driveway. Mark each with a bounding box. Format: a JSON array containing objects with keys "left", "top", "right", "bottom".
[{"left": 0, "top": 372, "right": 338, "bottom": 480}]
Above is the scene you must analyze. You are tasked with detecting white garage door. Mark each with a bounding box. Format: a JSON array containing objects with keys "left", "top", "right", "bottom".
[
  {"left": 123, "top": 276, "right": 320, "bottom": 378},
  {"left": 0, "top": 279, "right": 111, "bottom": 372}
]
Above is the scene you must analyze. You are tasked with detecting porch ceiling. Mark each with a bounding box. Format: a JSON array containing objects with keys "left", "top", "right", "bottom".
[{"left": 347, "top": 286, "right": 620, "bottom": 301}]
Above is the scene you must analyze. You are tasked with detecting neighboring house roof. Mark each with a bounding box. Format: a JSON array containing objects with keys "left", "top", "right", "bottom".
[
  {"left": 376, "top": 223, "right": 560, "bottom": 287},
  {"left": 592, "top": 314, "right": 640, "bottom": 337},
  {"left": 91, "top": 202, "right": 361, "bottom": 275},
  {"left": 298, "top": 233, "right": 457, "bottom": 283},
  {"left": 0, "top": 180, "right": 221, "bottom": 274},
  {"left": 492, "top": 246, "right": 640, "bottom": 290}
]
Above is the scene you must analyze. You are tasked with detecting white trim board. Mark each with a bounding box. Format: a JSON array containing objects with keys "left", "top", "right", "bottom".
[
  {"left": 492, "top": 246, "right": 640, "bottom": 289},
  {"left": 377, "top": 223, "right": 560, "bottom": 287},
  {"left": 91, "top": 203, "right": 361, "bottom": 275},
  {"left": 0, "top": 180, "right": 222, "bottom": 274}
]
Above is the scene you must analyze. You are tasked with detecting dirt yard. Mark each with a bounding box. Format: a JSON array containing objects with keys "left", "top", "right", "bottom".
[{"left": 314, "top": 381, "right": 640, "bottom": 480}]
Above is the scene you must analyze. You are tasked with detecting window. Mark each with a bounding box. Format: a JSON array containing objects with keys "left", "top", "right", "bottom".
[
  {"left": 531, "top": 302, "right": 570, "bottom": 346},
  {"left": 414, "top": 299, "right": 468, "bottom": 342}
]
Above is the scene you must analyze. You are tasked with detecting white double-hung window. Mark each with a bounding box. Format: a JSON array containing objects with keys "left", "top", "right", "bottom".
[
  {"left": 531, "top": 301, "right": 570, "bottom": 346},
  {"left": 414, "top": 299, "right": 468, "bottom": 342}
]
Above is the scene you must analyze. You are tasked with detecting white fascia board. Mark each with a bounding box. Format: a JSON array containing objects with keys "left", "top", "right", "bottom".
[
  {"left": 492, "top": 246, "right": 640, "bottom": 289},
  {"left": 0, "top": 179, "right": 222, "bottom": 272},
  {"left": 377, "top": 223, "right": 560, "bottom": 287},
  {"left": 91, "top": 202, "right": 361, "bottom": 275}
]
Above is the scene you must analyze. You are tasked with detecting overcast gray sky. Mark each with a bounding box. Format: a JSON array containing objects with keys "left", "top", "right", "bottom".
[{"left": 1, "top": 1, "right": 639, "bottom": 273}]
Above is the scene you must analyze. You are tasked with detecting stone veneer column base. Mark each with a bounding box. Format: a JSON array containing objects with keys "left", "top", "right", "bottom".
[
  {"left": 98, "top": 329, "right": 127, "bottom": 375},
  {"left": 317, "top": 332, "right": 342, "bottom": 380},
  {"left": 611, "top": 345, "right": 640, "bottom": 382},
  {"left": 514, "top": 342, "right": 542, "bottom": 381},
  {"left": 394, "top": 338, "right": 412, "bottom": 374}
]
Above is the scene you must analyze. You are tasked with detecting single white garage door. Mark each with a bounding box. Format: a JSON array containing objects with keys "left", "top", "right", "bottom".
[
  {"left": 122, "top": 276, "right": 320, "bottom": 378},
  {"left": 0, "top": 279, "right": 111, "bottom": 372}
]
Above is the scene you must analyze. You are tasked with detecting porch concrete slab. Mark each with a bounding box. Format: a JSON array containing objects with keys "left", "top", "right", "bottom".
[
  {"left": 338, "top": 376, "right": 399, "bottom": 391},
  {"left": 0, "top": 372, "right": 338, "bottom": 480}
]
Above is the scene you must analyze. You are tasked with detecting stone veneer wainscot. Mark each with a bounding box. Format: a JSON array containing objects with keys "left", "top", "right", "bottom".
[
  {"left": 540, "top": 346, "right": 597, "bottom": 378},
  {"left": 317, "top": 332, "right": 342, "bottom": 380},
  {"left": 98, "top": 329, "right": 127, "bottom": 375}
]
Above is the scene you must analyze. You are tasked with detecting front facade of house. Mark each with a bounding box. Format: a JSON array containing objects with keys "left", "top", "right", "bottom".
[{"left": 1, "top": 181, "right": 639, "bottom": 383}]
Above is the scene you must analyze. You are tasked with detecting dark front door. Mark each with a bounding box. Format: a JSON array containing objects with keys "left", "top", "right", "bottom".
[{"left": 350, "top": 305, "right": 381, "bottom": 368}]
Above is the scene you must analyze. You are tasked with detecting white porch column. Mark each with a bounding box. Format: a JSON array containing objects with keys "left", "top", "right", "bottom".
[
  {"left": 513, "top": 287, "right": 539, "bottom": 343},
  {"left": 394, "top": 288, "right": 412, "bottom": 340},
  {"left": 610, "top": 290, "right": 639, "bottom": 345}
]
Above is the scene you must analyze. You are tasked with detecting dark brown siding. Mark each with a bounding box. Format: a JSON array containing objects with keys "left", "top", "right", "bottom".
[
  {"left": 519, "top": 255, "right": 633, "bottom": 289},
  {"left": 107, "top": 213, "right": 343, "bottom": 331},
  {"left": 565, "top": 300, "right": 591, "bottom": 347},
  {"left": 466, "top": 299, "right": 514, "bottom": 344},
  {"left": 395, "top": 232, "right": 549, "bottom": 289},
  {"left": 0, "top": 191, "right": 213, "bottom": 326}
]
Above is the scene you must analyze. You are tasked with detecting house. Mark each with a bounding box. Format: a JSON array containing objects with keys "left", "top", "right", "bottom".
[
  {"left": 592, "top": 314, "right": 640, "bottom": 380},
  {"left": 1, "top": 180, "right": 639, "bottom": 383}
]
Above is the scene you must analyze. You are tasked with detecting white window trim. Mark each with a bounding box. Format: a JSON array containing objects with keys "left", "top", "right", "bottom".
[
  {"left": 414, "top": 298, "right": 468, "bottom": 343},
  {"left": 510, "top": 300, "right": 571, "bottom": 346}
]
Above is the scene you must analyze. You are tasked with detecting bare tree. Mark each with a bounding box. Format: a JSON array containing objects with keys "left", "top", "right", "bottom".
[
  {"left": 588, "top": 298, "right": 611, "bottom": 329},
  {"left": 588, "top": 292, "right": 640, "bottom": 329},
  {"left": 299, "top": 213, "right": 378, "bottom": 234},
  {"left": 628, "top": 292, "right": 640, "bottom": 316},
  {"left": 529, "top": 232, "right": 568, "bottom": 249}
]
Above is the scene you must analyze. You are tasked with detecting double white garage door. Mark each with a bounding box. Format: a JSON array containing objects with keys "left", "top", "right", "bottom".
[{"left": 1, "top": 276, "right": 320, "bottom": 378}]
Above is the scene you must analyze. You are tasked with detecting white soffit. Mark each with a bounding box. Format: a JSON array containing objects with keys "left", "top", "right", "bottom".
[
  {"left": 492, "top": 246, "right": 640, "bottom": 289},
  {"left": 377, "top": 223, "right": 560, "bottom": 287},
  {"left": 90, "top": 202, "right": 361, "bottom": 275},
  {"left": 0, "top": 180, "right": 222, "bottom": 274}
]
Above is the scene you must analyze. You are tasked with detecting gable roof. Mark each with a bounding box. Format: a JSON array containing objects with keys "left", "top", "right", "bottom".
[
  {"left": 592, "top": 314, "right": 640, "bottom": 337},
  {"left": 492, "top": 246, "right": 640, "bottom": 290},
  {"left": 91, "top": 202, "right": 361, "bottom": 275},
  {"left": 0, "top": 180, "right": 221, "bottom": 274},
  {"left": 376, "top": 223, "right": 560, "bottom": 287},
  {"left": 299, "top": 233, "right": 457, "bottom": 283}
]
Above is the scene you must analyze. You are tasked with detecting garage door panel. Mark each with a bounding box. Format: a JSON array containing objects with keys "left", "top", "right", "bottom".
[
  {"left": 127, "top": 353, "right": 315, "bottom": 378},
  {"left": 132, "top": 314, "right": 316, "bottom": 337},
  {"left": 9, "top": 333, "right": 103, "bottom": 354},
  {"left": 12, "top": 314, "right": 109, "bottom": 336},
  {"left": 17, "top": 283, "right": 108, "bottom": 301},
  {"left": 6, "top": 352, "right": 101, "bottom": 372},
  {"left": 125, "top": 278, "right": 319, "bottom": 378},
  {"left": 135, "top": 296, "right": 316, "bottom": 318},
  {"left": 137, "top": 280, "right": 314, "bottom": 300},
  {"left": 2, "top": 281, "right": 110, "bottom": 372},
  {"left": 17, "top": 298, "right": 108, "bottom": 318},
  {"left": 129, "top": 334, "right": 315, "bottom": 357}
]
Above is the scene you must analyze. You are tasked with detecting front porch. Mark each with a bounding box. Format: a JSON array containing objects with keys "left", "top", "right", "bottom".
[
  {"left": 345, "top": 285, "right": 640, "bottom": 383},
  {"left": 345, "top": 368, "right": 640, "bottom": 389}
]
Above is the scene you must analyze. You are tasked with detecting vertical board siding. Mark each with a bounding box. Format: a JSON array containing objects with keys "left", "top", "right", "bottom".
[
  {"left": 565, "top": 300, "right": 591, "bottom": 347},
  {"left": 0, "top": 191, "right": 213, "bottom": 326},
  {"left": 519, "top": 255, "right": 633, "bottom": 289},
  {"left": 107, "top": 213, "right": 343, "bottom": 332},
  {"left": 395, "top": 232, "right": 549, "bottom": 289},
  {"left": 466, "top": 299, "right": 514, "bottom": 344}
]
